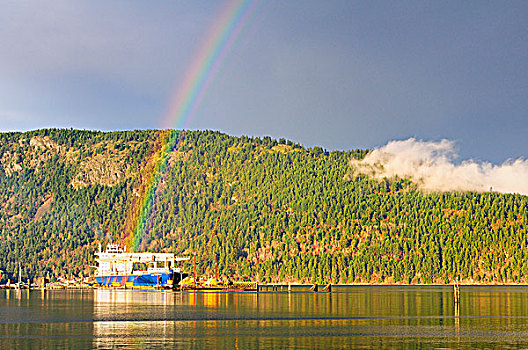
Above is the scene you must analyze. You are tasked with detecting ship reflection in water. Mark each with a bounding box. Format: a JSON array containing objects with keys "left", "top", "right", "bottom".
[
  {"left": 92, "top": 289, "right": 260, "bottom": 349},
  {"left": 94, "top": 289, "right": 186, "bottom": 349}
]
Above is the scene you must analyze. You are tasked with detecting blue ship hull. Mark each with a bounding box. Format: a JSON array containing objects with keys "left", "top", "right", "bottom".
[{"left": 95, "top": 272, "right": 174, "bottom": 288}]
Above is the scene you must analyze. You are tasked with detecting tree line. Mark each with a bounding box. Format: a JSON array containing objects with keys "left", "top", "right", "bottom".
[{"left": 0, "top": 129, "right": 526, "bottom": 284}]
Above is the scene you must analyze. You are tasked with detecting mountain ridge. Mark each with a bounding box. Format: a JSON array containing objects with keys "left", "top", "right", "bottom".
[{"left": 0, "top": 129, "right": 526, "bottom": 285}]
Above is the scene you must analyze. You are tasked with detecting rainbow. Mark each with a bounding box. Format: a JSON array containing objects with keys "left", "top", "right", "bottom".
[{"left": 123, "top": 0, "right": 260, "bottom": 252}]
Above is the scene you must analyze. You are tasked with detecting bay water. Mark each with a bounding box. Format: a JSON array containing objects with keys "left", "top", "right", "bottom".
[{"left": 2, "top": 286, "right": 528, "bottom": 349}]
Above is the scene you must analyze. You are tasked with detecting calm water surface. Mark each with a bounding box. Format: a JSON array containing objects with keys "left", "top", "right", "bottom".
[{"left": 2, "top": 286, "right": 528, "bottom": 349}]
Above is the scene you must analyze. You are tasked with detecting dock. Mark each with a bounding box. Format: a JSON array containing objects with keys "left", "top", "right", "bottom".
[{"left": 257, "top": 283, "right": 332, "bottom": 292}]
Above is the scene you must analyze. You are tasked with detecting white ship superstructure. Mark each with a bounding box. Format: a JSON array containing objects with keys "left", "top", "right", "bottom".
[{"left": 94, "top": 244, "right": 189, "bottom": 288}]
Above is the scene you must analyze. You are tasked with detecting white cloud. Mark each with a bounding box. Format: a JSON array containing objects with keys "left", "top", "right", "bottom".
[{"left": 350, "top": 138, "right": 528, "bottom": 195}]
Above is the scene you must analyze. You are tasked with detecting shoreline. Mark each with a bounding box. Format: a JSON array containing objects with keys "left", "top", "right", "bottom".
[{"left": 2, "top": 282, "right": 528, "bottom": 291}]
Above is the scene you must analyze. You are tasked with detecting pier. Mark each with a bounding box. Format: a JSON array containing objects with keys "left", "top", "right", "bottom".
[{"left": 256, "top": 283, "right": 332, "bottom": 292}]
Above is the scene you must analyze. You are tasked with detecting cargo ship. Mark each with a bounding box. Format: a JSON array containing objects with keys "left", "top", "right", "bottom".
[{"left": 94, "top": 244, "right": 189, "bottom": 289}]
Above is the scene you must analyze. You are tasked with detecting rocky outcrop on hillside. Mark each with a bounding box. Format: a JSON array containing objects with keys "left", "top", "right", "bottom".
[
  {"left": 71, "top": 153, "right": 128, "bottom": 188},
  {"left": 2, "top": 136, "right": 61, "bottom": 175},
  {"left": 28, "top": 136, "right": 61, "bottom": 151}
]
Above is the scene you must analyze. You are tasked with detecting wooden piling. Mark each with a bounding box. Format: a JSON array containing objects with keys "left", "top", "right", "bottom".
[{"left": 193, "top": 253, "right": 197, "bottom": 288}]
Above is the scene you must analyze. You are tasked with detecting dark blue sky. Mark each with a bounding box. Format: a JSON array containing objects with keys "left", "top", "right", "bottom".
[{"left": 1, "top": 1, "right": 527, "bottom": 163}]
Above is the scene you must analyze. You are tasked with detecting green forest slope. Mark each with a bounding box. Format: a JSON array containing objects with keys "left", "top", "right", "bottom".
[{"left": 1, "top": 129, "right": 527, "bottom": 284}]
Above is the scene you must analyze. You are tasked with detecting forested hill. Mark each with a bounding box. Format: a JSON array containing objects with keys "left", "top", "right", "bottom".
[{"left": 1, "top": 129, "right": 527, "bottom": 284}]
